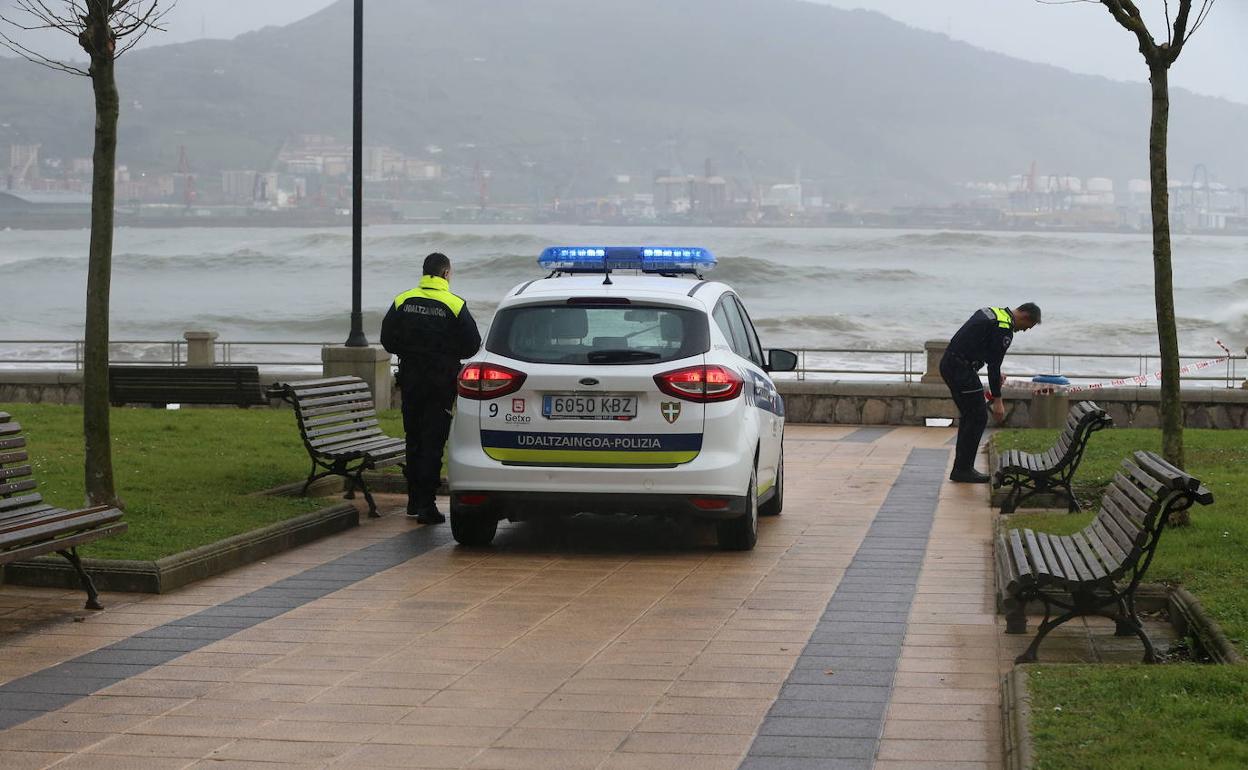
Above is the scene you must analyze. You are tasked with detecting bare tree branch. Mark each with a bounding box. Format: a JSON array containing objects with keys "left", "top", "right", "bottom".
[{"left": 0, "top": 0, "right": 173, "bottom": 74}]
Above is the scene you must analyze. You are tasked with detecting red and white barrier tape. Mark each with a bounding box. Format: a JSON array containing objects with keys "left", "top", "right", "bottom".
[{"left": 1030, "top": 339, "right": 1235, "bottom": 394}]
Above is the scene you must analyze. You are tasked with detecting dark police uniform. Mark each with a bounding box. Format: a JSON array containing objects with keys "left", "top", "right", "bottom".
[
  {"left": 381, "top": 275, "right": 481, "bottom": 515},
  {"left": 941, "top": 307, "right": 1015, "bottom": 474}
]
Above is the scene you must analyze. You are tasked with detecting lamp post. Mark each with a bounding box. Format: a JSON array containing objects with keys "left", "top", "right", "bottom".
[{"left": 345, "top": 0, "right": 368, "bottom": 347}]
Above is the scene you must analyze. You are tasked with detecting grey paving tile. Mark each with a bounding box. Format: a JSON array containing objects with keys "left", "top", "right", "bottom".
[
  {"left": 749, "top": 735, "right": 878, "bottom": 759},
  {"left": 778, "top": 684, "right": 892, "bottom": 703},
  {"left": 767, "top": 700, "right": 887, "bottom": 721},
  {"left": 758, "top": 717, "right": 881, "bottom": 738},
  {"left": 798, "top": 643, "right": 901, "bottom": 658},
  {"left": 0, "top": 676, "right": 119, "bottom": 696},
  {"left": 107, "top": 637, "right": 208, "bottom": 653},
  {"left": 0, "top": 692, "right": 80, "bottom": 712},
  {"left": 50, "top": 663, "right": 157, "bottom": 679},
  {"left": 740, "top": 757, "right": 871, "bottom": 770},
  {"left": 781, "top": 670, "right": 895, "bottom": 688},
  {"left": 77, "top": 649, "right": 187, "bottom": 666},
  {"left": 792, "top": 655, "right": 898, "bottom": 671}
]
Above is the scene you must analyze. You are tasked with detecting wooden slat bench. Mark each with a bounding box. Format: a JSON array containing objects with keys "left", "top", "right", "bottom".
[
  {"left": 109, "top": 365, "right": 268, "bottom": 408},
  {"left": 0, "top": 412, "right": 127, "bottom": 609},
  {"left": 268, "top": 377, "right": 404, "bottom": 517},
  {"left": 995, "top": 450, "right": 1214, "bottom": 663},
  {"left": 992, "top": 400, "right": 1112, "bottom": 513}
]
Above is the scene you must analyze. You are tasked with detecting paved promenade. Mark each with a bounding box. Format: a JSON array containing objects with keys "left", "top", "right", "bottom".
[{"left": 0, "top": 426, "right": 1024, "bottom": 769}]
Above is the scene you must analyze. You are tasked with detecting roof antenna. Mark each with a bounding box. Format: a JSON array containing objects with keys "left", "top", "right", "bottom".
[{"left": 602, "top": 256, "right": 613, "bottom": 285}]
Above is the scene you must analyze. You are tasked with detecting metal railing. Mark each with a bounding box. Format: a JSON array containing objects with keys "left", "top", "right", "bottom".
[
  {"left": 0, "top": 339, "right": 332, "bottom": 369},
  {"left": 789, "top": 348, "right": 924, "bottom": 382},
  {"left": 0, "top": 339, "right": 1243, "bottom": 387}
]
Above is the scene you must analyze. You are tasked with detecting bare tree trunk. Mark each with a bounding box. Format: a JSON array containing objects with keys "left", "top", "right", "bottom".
[
  {"left": 83, "top": 20, "right": 120, "bottom": 507},
  {"left": 1148, "top": 63, "right": 1185, "bottom": 471}
]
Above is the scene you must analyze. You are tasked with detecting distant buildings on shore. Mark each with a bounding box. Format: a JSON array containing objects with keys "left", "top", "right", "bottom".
[{"left": 4, "top": 138, "right": 1246, "bottom": 233}]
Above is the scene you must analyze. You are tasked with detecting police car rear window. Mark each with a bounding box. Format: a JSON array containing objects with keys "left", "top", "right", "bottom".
[{"left": 487, "top": 304, "right": 710, "bottom": 365}]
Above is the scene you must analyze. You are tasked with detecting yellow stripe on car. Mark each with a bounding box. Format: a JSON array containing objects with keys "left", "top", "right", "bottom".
[{"left": 483, "top": 448, "right": 700, "bottom": 465}]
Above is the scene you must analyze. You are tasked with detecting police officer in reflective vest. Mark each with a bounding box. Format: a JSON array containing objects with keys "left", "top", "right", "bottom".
[
  {"left": 381, "top": 253, "right": 482, "bottom": 522},
  {"left": 941, "top": 303, "right": 1041, "bottom": 483}
]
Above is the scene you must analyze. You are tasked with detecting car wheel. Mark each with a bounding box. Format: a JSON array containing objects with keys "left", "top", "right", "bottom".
[
  {"left": 759, "top": 449, "right": 783, "bottom": 517},
  {"left": 451, "top": 511, "right": 498, "bottom": 546},
  {"left": 717, "top": 467, "right": 758, "bottom": 551}
]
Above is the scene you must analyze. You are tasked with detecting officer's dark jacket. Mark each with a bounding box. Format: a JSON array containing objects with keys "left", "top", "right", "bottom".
[
  {"left": 946, "top": 307, "right": 1015, "bottom": 398},
  {"left": 381, "top": 275, "right": 481, "bottom": 397}
]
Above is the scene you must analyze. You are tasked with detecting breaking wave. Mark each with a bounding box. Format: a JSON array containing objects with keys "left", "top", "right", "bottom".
[
  {"left": 280, "top": 230, "right": 549, "bottom": 256},
  {"left": 713, "top": 255, "right": 926, "bottom": 285},
  {"left": 753, "top": 314, "right": 870, "bottom": 334}
]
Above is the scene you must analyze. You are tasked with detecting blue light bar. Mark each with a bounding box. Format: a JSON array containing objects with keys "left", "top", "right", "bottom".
[{"left": 538, "top": 246, "right": 717, "bottom": 274}]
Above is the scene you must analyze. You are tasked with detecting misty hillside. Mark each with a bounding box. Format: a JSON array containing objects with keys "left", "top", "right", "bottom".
[{"left": 2, "top": 0, "right": 1245, "bottom": 203}]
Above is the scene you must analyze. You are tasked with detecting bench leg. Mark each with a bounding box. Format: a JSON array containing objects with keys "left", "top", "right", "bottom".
[
  {"left": 57, "top": 548, "right": 103, "bottom": 611},
  {"left": 1063, "top": 486, "right": 1081, "bottom": 514},
  {"left": 1113, "top": 596, "right": 1157, "bottom": 662},
  {"left": 354, "top": 471, "right": 380, "bottom": 518},
  {"left": 1003, "top": 594, "right": 1028, "bottom": 635},
  {"left": 1015, "top": 607, "right": 1076, "bottom": 664},
  {"left": 1113, "top": 595, "right": 1136, "bottom": 637},
  {"left": 1000, "top": 478, "right": 1037, "bottom": 515},
  {"left": 301, "top": 460, "right": 323, "bottom": 496}
]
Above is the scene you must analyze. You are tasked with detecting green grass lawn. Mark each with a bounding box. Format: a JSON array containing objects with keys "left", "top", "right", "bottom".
[
  {"left": 1, "top": 404, "right": 405, "bottom": 562},
  {"left": 997, "top": 428, "right": 1248, "bottom": 770},
  {"left": 1026, "top": 665, "right": 1248, "bottom": 770}
]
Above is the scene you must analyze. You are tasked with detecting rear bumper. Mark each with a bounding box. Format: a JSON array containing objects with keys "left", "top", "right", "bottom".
[{"left": 451, "top": 491, "right": 748, "bottom": 521}]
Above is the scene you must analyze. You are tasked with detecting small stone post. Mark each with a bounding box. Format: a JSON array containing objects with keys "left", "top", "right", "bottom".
[
  {"left": 920, "top": 339, "right": 948, "bottom": 384},
  {"left": 183, "top": 331, "right": 218, "bottom": 367},
  {"left": 322, "top": 345, "right": 394, "bottom": 410},
  {"left": 1030, "top": 388, "right": 1070, "bottom": 429}
]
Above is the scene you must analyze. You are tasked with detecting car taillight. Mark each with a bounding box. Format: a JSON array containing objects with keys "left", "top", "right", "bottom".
[
  {"left": 654, "top": 364, "right": 744, "bottom": 403},
  {"left": 458, "top": 362, "right": 527, "bottom": 399}
]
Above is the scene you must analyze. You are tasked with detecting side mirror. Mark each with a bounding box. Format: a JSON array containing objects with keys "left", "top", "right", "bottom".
[{"left": 766, "top": 349, "right": 798, "bottom": 373}]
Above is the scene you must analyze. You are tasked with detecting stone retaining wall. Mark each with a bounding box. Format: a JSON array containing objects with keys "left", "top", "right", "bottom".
[
  {"left": 3, "top": 370, "right": 1246, "bottom": 429},
  {"left": 775, "top": 380, "right": 1248, "bottom": 428}
]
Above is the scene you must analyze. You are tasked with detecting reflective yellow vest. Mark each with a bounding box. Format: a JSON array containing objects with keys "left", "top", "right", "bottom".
[{"left": 393, "top": 275, "right": 465, "bottom": 317}]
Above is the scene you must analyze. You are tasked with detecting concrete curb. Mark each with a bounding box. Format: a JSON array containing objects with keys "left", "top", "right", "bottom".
[
  {"left": 261, "top": 473, "right": 444, "bottom": 500},
  {"left": 1003, "top": 668, "right": 1035, "bottom": 770},
  {"left": 1, "top": 502, "right": 359, "bottom": 594},
  {"left": 1168, "top": 586, "right": 1245, "bottom": 665}
]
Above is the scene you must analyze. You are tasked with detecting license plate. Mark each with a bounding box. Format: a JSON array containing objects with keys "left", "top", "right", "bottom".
[{"left": 543, "top": 394, "right": 637, "bottom": 420}]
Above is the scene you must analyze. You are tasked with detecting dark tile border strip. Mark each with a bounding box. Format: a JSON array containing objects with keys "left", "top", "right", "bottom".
[
  {"left": 840, "top": 427, "right": 896, "bottom": 444},
  {"left": 741, "top": 447, "right": 949, "bottom": 770},
  {"left": 0, "top": 524, "right": 453, "bottom": 730}
]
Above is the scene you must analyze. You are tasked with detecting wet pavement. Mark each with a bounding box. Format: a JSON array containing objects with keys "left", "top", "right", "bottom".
[{"left": 0, "top": 425, "right": 1175, "bottom": 769}]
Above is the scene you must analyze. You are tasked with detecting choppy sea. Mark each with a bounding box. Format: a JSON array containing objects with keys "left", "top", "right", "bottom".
[{"left": 2, "top": 225, "right": 1245, "bottom": 374}]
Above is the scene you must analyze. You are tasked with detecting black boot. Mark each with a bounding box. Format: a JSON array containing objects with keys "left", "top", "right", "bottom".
[
  {"left": 949, "top": 468, "right": 991, "bottom": 484},
  {"left": 408, "top": 504, "right": 445, "bottom": 524}
]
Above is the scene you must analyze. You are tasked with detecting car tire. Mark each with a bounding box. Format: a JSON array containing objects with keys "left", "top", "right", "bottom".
[
  {"left": 717, "top": 468, "right": 758, "bottom": 551},
  {"left": 451, "top": 511, "right": 498, "bottom": 547},
  {"left": 759, "top": 449, "right": 783, "bottom": 517}
]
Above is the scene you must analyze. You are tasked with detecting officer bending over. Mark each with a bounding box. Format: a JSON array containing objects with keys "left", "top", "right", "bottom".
[
  {"left": 381, "top": 253, "right": 481, "bottom": 523},
  {"left": 941, "top": 303, "right": 1041, "bottom": 483}
]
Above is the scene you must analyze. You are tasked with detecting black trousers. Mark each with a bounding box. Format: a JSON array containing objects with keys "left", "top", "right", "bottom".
[
  {"left": 940, "top": 356, "right": 988, "bottom": 472},
  {"left": 400, "top": 382, "right": 454, "bottom": 511}
]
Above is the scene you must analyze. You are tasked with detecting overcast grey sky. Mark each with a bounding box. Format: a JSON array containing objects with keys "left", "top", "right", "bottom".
[
  {"left": 816, "top": 0, "right": 1247, "bottom": 105},
  {"left": 3, "top": 0, "right": 1244, "bottom": 104}
]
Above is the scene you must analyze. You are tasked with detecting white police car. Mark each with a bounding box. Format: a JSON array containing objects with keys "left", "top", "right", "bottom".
[{"left": 448, "top": 246, "right": 796, "bottom": 550}]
